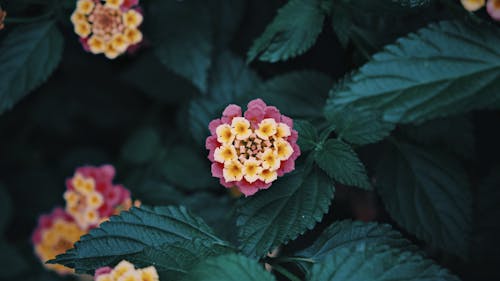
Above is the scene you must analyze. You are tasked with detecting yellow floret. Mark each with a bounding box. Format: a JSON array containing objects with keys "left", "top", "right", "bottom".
[
  {"left": 214, "top": 144, "right": 237, "bottom": 164},
  {"left": 96, "top": 274, "right": 113, "bottom": 281},
  {"left": 106, "top": 0, "right": 124, "bottom": 9},
  {"left": 77, "top": 0, "right": 95, "bottom": 15},
  {"left": 275, "top": 139, "right": 294, "bottom": 161},
  {"left": 112, "top": 260, "right": 136, "bottom": 279},
  {"left": 260, "top": 148, "right": 280, "bottom": 171},
  {"left": 88, "top": 36, "right": 106, "bottom": 54},
  {"left": 104, "top": 42, "right": 120, "bottom": 59},
  {"left": 123, "top": 9, "right": 143, "bottom": 28},
  {"left": 223, "top": 160, "right": 244, "bottom": 182},
  {"left": 111, "top": 33, "right": 130, "bottom": 52},
  {"left": 243, "top": 159, "right": 262, "bottom": 183},
  {"left": 71, "top": 12, "right": 87, "bottom": 24},
  {"left": 124, "top": 28, "right": 143, "bottom": 45},
  {"left": 231, "top": 117, "right": 252, "bottom": 140},
  {"left": 139, "top": 266, "right": 160, "bottom": 281},
  {"left": 275, "top": 123, "right": 291, "bottom": 138},
  {"left": 64, "top": 190, "right": 80, "bottom": 207},
  {"left": 256, "top": 118, "right": 277, "bottom": 140},
  {"left": 461, "top": 0, "right": 485, "bottom": 11},
  {"left": 86, "top": 191, "right": 104, "bottom": 209},
  {"left": 120, "top": 270, "right": 142, "bottom": 281},
  {"left": 74, "top": 21, "right": 91, "bottom": 38},
  {"left": 216, "top": 124, "right": 235, "bottom": 144},
  {"left": 259, "top": 169, "right": 277, "bottom": 184}
]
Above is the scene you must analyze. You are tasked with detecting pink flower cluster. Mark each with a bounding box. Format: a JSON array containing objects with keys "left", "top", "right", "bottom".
[
  {"left": 32, "top": 165, "right": 136, "bottom": 275},
  {"left": 206, "top": 99, "right": 300, "bottom": 196}
]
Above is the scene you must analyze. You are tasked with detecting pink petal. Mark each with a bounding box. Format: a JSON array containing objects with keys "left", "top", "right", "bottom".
[
  {"left": 487, "top": 0, "right": 500, "bottom": 21},
  {"left": 247, "top": 99, "right": 267, "bottom": 110},
  {"left": 281, "top": 115, "right": 293, "bottom": 128},
  {"left": 288, "top": 129, "right": 298, "bottom": 142},
  {"left": 264, "top": 106, "right": 281, "bottom": 122},
  {"left": 79, "top": 37, "right": 90, "bottom": 51},
  {"left": 220, "top": 178, "right": 234, "bottom": 188},
  {"left": 211, "top": 163, "right": 224, "bottom": 178},
  {"left": 291, "top": 143, "right": 301, "bottom": 160},
  {"left": 205, "top": 135, "right": 219, "bottom": 150},
  {"left": 99, "top": 165, "right": 116, "bottom": 181},
  {"left": 244, "top": 107, "right": 264, "bottom": 128},
  {"left": 222, "top": 104, "right": 242, "bottom": 119},
  {"left": 208, "top": 119, "right": 222, "bottom": 135},
  {"left": 95, "top": 267, "right": 113, "bottom": 278},
  {"left": 236, "top": 181, "right": 260, "bottom": 197}
]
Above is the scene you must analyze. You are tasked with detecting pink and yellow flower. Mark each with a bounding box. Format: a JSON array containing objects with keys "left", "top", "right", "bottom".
[
  {"left": 206, "top": 99, "right": 301, "bottom": 196},
  {"left": 487, "top": 0, "right": 500, "bottom": 20},
  {"left": 460, "top": 0, "right": 485, "bottom": 11},
  {"left": 32, "top": 208, "right": 86, "bottom": 275},
  {"left": 94, "top": 260, "right": 159, "bottom": 281},
  {"left": 64, "top": 165, "right": 135, "bottom": 229},
  {"left": 71, "top": 0, "right": 143, "bottom": 59}
]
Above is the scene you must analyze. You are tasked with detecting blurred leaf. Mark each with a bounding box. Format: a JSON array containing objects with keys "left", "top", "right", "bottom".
[
  {"left": 403, "top": 115, "right": 475, "bottom": 159},
  {"left": 181, "top": 254, "right": 276, "bottom": 281},
  {"left": 148, "top": 0, "right": 213, "bottom": 92},
  {"left": 51, "top": 206, "right": 228, "bottom": 273},
  {"left": 120, "top": 52, "right": 199, "bottom": 103},
  {"left": 314, "top": 139, "right": 371, "bottom": 190},
  {"left": 189, "top": 52, "right": 260, "bottom": 143},
  {"left": 326, "top": 21, "right": 500, "bottom": 124},
  {"left": 296, "top": 220, "right": 412, "bottom": 263},
  {"left": 294, "top": 120, "right": 318, "bottom": 152},
  {"left": 376, "top": 141, "right": 472, "bottom": 258},
  {"left": 159, "top": 144, "right": 214, "bottom": 191},
  {"left": 237, "top": 167, "right": 334, "bottom": 258},
  {"left": 308, "top": 243, "right": 459, "bottom": 281},
  {"left": 0, "top": 21, "right": 63, "bottom": 114},
  {"left": 249, "top": 71, "right": 332, "bottom": 119},
  {"left": 210, "top": 0, "right": 246, "bottom": 49},
  {"left": 0, "top": 241, "right": 29, "bottom": 280},
  {"left": 247, "top": 0, "right": 326, "bottom": 63},
  {"left": 0, "top": 185, "right": 12, "bottom": 233},
  {"left": 325, "top": 105, "right": 394, "bottom": 145},
  {"left": 121, "top": 127, "right": 162, "bottom": 165}
]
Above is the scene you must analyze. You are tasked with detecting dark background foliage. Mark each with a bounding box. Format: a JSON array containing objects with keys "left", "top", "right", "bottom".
[{"left": 0, "top": 0, "right": 499, "bottom": 280}]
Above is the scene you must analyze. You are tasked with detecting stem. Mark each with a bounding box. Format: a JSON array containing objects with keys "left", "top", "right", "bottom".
[
  {"left": 275, "top": 257, "right": 316, "bottom": 264},
  {"left": 271, "top": 264, "right": 302, "bottom": 281}
]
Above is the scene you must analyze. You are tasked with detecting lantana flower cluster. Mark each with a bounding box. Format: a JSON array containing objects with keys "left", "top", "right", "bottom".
[
  {"left": 72, "top": 0, "right": 143, "bottom": 59},
  {"left": 461, "top": 0, "right": 500, "bottom": 21},
  {"left": 94, "top": 260, "right": 159, "bottom": 281},
  {"left": 32, "top": 165, "right": 137, "bottom": 275},
  {"left": 206, "top": 99, "right": 300, "bottom": 196}
]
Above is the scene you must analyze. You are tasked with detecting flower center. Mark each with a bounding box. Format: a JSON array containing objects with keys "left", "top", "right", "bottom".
[{"left": 89, "top": 4, "right": 124, "bottom": 40}]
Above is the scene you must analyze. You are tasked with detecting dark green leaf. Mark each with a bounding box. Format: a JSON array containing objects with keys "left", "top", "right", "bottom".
[
  {"left": 0, "top": 21, "right": 63, "bottom": 114},
  {"left": 148, "top": 0, "right": 213, "bottom": 92},
  {"left": 296, "top": 220, "right": 412, "bottom": 262},
  {"left": 51, "top": 206, "right": 227, "bottom": 273},
  {"left": 121, "top": 127, "right": 162, "bottom": 165},
  {"left": 326, "top": 21, "right": 500, "bottom": 124},
  {"left": 308, "top": 243, "right": 459, "bottom": 281},
  {"left": 189, "top": 52, "right": 260, "bottom": 143},
  {"left": 250, "top": 71, "right": 332, "bottom": 119},
  {"left": 247, "top": 0, "right": 326, "bottom": 63},
  {"left": 237, "top": 168, "right": 334, "bottom": 258},
  {"left": 314, "top": 139, "right": 371, "bottom": 190},
  {"left": 376, "top": 141, "right": 472, "bottom": 258},
  {"left": 294, "top": 120, "right": 318, "bottom": 152},
  {"left": 182, "top": 254, "right": 276, "bottom": 281},
  {"left": 325, "top": 106, "right": 395, "bottom": 145}
]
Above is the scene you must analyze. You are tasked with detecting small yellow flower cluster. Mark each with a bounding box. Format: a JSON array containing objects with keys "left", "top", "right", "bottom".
[
  {"left": 95, "top": 260, "right": 159, "bottom": 281},
  {"left": 64, "top": 173, "right": 104, "bottom": 229},
  {"left": 214, "top": 117, "right": 294, "bottom": 185},
  {"left": 72, "top": 0, "right": 143, "bottom": 59}
]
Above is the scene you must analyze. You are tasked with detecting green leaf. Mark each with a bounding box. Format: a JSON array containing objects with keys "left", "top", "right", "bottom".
[
  {"left": 308, "top": 243, "right": 459, "bottom": 281},
  {"left": 159, "top": 144, "right": 214, "bottom": 190},
  {"left": 120, "top": 52, "right": 199, "bottom": 104},
  {"left": 182, "top": 254, "right": 276, "bottom": 281},
  {"left": 325, "top": 21, "right": 500, "bottom": 124},
  {"left": 247, "top": 0, "right": 326, "bottom": 63},
  {"left": 325, "top": 105, "right": 395, "bottom": 145},
  {"left": 393, "top": 0, "right": 432, "bottom": 7},
  {"left": 403, "top": 115, "right": 475, "bottom": 159},
  {"left": 249, "top": 71, "right": 332, "bottom": 119},
  {"left": 296, "top": 220, "right": 412, "bottom": 262},
  {"left": 148, "top": 0, "right": 213, "bottom": 92},
  {"left": 189, "top": 52, "right": 261, "bottom": 143},
  {"left": 51, "top": 206, "right": 227, "bottom": 274},
  {"left": 0, "top": 185, "right": 12, "bottom": 233},
  {"left": 376, "top": 141, "right": 472, "bottom": 258},
  {"left": 314, "top": 139, "right": 371, "bottom": 190},
  {"left": 121, "top": 127, "right": 162, "bottom": 165},
  {"left": 294, "top": 120, "right": 318, "bottom": 152},
  {"left": 0, "top": 21, "right": 63, "bottom": 114},
  {"left": 237, "top": 167, "right": 334, "bottom": 258}
]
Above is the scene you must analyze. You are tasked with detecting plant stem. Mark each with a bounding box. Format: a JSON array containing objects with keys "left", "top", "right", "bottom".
[
  {"left": 271, "top": 264, "right": 302, "bottom": 281},
  {"left": 275, "top": 257, "right": 316, "bottom": 264}
]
